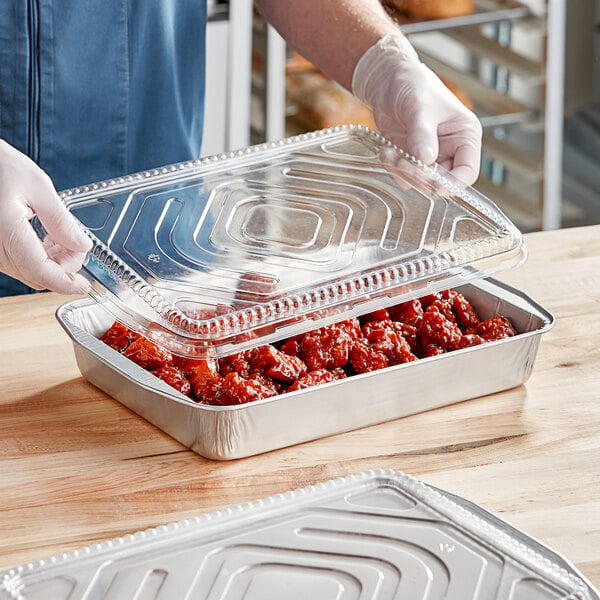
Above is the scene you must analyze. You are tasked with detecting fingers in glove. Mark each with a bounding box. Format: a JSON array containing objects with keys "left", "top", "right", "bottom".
[
  {"left": 4, "top": 218, "right": 90, "bottom": 294},
  {"left": 14, "top": 269, "right": 90, "bottom": 295},
  {"left": 43, "top": 238, "right": 90, "bottom": 274},
  {"left": 436, "top": 138, "right": 481, "bottom": 187},
  {"left": 26, "top": 171, "right": 92, "bottom": 254},
  {"left": 437, "top": 117, "right": 482, "bottom": 186},
  {"left": 403, "top": 106, "right": 440, "bottom": 166},
  {"left": 448, "top": 144, "right": 481, "bottom": 187}
]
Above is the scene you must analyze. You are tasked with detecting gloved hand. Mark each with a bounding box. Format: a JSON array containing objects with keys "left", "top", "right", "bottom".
[
  {"left": 0, "top": 140, "right": 92, "bottom": 294},
  {"left": 352, "top": 33, "right": 482, "bottom": 186}
]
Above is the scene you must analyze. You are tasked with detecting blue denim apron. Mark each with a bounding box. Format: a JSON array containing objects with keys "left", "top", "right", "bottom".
[{"left": 0, "top": 0, "right": 207, "bottom": 295}]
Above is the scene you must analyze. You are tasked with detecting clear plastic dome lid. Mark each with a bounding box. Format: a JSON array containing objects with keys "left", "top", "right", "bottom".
[{"left": 55, "top": 126, "right": 525, "bottom": 357}]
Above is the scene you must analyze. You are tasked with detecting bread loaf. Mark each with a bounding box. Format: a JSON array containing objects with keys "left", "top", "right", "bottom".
[
  {"left": 383, "top": 0, "right": 474, "bottom": 19},
  {"left": 287, "top": 71, "right": 376, "bottom": 131}
]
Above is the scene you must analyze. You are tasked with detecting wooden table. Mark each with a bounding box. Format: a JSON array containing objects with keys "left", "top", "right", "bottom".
[{"left": 0, "top": 225, "right": 599, "bottom": 589}]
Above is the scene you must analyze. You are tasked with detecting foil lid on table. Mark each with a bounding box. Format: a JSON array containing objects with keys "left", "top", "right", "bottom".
[
  {"left": 0, "top": 470, "right": 596, "bottom": 599},
  {"left": 50, "top": 126, "right": 525, "bottom": 357}
]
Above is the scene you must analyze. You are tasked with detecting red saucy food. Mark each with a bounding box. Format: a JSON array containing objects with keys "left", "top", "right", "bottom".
[{"left": 100, "top": 289, "right": 517, "bottom": 406}]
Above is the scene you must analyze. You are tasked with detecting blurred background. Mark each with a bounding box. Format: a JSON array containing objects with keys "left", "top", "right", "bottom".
[{"left": 204, "top": 0, "right": 599, "bottom": 233}]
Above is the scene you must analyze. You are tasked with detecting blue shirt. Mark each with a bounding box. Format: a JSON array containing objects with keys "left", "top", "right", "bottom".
[
  {"left": 0, "top": 0, "right": 207, "bottom": 295},
  {"left": 0, "top": 0, "right": 207, "bottom": 190}
]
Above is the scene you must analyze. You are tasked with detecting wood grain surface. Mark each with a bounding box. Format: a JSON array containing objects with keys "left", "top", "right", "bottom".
[{"left": 0, "top": 224, "right": 598, "bottom": 589}]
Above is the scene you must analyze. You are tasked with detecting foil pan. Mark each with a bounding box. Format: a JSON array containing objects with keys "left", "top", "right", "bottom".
[
  {"left": 55, "top": 277, "right": 553, "bottom": 460},
  {"left": 0, "top": 470, "right": 596, "bottom": 599}
]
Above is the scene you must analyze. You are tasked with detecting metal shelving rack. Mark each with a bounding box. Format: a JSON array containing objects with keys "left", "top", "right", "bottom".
[
  {"left": 203, "top": 0, "right": 254, "bottom": 156},
  {"left": 253, "top": 0, "right": 566, "bottom": 232}
]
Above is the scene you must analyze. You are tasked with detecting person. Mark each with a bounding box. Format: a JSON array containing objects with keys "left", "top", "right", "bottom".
[{"left": 0, "top": 0, "right": 482, "bottom": 297}]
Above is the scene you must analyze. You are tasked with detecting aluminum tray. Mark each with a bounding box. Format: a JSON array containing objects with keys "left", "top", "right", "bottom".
[
  {"left": 56, "top": 277, "right": 553, "bottom": 460},
  {"left": 0, "top": 470, "right": 596, "bottom": 600}
]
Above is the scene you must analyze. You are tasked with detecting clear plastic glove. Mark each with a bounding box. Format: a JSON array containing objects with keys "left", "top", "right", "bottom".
[
  {"left": 0, "top": 140, "right": 92, "bottom": 294},
  {"left": 352, "top": 33, "right": 483, "bottom": 186}
]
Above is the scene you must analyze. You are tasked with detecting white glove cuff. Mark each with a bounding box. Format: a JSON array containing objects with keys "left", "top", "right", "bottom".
[{"left": 352, "top": 33, "right": 420, "bottom": 106}]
